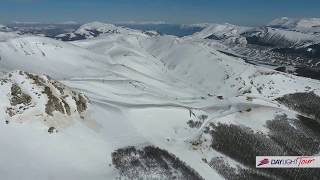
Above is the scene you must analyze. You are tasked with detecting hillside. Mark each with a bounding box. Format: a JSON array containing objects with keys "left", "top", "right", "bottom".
[{"left": 0, "top": 22, "right": 320, "bottom": 179}]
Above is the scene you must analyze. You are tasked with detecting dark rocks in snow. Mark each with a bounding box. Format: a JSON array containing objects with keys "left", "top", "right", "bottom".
[
  {"left": 217, "top": 96, "right": 224, "bottom": 100},
  {"left": 25, "top": 72, "right": 88, "bottom": 116},
  {"left": 56, "top": 33, "right": 87, "bottom": 41},
  {"left": 245, "top": 108, "right": 252, "bottom": 112},
  {"left": 10, "top": 83, "right": 32, "bottom": 106},
  {"left": 73, "top": 93, "right": 88, "bottom": 113},
  {"left": 205, "top": 34, "right": 223, "bottom": 40},
  {"left": 43, "top": 86, "right": 71, "bottom": 116},
  {"left": 48, "top": 127, "right": 57, "bottom": 134}
]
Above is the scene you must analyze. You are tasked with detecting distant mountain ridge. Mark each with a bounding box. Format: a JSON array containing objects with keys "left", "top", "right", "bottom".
[
  {"left": 55, "top": 21, "right": 159, "bottom": 41},
  {"left": 268, "top": 17, "right": 320, "bottom": 33},
  {"left": 187, "top": 17, "right": 320, "bottom": 80}
]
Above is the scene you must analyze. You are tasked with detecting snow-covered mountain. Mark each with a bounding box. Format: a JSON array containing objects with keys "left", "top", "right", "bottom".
[
  {"left": 1, "top": 20, "right": 320, "bottom": 180},
  {"left": 55, "top": 21, "right": 159, "bottom": 41},
  {"left": 191, "top": 22, "right": 320, "bottom": 47},
  {"left": 188, "top": 23, "right": 250, "bottom": 47},
  {"left": 188, "top": 19, "right": 320, "bottom": 80},
  {"left": 268, "top": 17, "right": 320, "bottom": 34},
  {"left": 243, "top": 26, "right": 320, "bottom": 47}
]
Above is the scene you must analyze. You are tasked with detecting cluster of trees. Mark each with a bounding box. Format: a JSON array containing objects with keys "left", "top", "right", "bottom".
[
  {"left": 208, "top": 117, "right": 320, "bottom": 180},
  {"left": 112, "top": 145, "right": 204, "bottom": 180}
]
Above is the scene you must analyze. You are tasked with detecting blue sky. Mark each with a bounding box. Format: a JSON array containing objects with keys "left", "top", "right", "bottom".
[{"left": 0, "top": 0, "right": 319, "bottom": 25}]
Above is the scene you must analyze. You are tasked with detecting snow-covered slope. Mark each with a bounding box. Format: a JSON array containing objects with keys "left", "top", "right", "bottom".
[
  {"left": 0, "top": 24, "right": 7, "bottom": 31},
  {"left": 0, "top": 70, "right": 124, "bottom": 180},
  {"left": 0, "top": 36, "right": 117, "bottom": 78},
  {"left": 1, "top": 22, "right": 320, "bottom": 180},
  {"left": 71, "top": 32, "right": 320, "bottom": 180},
  {"left": 0, "top": 31, "right": 19, "bottom": 41},
  {"left": 0, "top": 24, "right": 12, "bottom": 32}
]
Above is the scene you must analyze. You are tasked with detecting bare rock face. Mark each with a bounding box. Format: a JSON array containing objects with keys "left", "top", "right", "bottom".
[
  {"left": 72, "top": 93, "right": 88, "bottom": 113},
  {"left": 0, "top": 70, "right": 90, "bottom": 129},
  {"left": 10, "top": 83, "right": 32, "bottom": 106}
]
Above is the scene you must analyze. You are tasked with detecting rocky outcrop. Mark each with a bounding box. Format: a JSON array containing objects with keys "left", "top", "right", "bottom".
[{"left": 0, "top": 70, "right": 89, "bottom": 128}]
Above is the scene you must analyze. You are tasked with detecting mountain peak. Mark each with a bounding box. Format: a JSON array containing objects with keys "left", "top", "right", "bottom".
[{"left": 79, "top": 21, "right": 117, "bottom": 30}]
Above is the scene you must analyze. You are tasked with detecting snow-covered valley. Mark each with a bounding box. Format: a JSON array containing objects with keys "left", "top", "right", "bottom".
[{"left": 0, "top": 21, "right": 320, "bottom": 179}]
